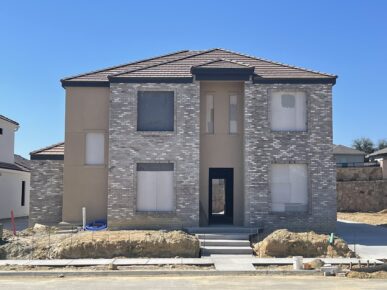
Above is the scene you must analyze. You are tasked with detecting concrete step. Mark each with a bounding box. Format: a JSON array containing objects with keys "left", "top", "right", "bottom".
[
  {"left": 199, "top": 239, "right": 250, "bottom": 247},
  {"left": 187, "top": 227, "right": 259, "bottom": 234},
  {"left": 201, "top": 246, "right": 253, "bottom": 255},
  {"left": 196, "top": 233, "right": 250, "bottom": 240}
]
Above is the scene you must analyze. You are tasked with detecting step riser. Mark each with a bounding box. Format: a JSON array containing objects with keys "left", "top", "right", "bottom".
[
  {"left": 200, "top": 240, "right": 250, "bottom": 247},
  {"left": 196, "top": 234, "right": 250, "bottom": 240},
  {"left": 187, "top": 227, "right": 257, "bottom": 234},
  {"left": 202, "top": 249, "right": 253, "bottom": 255}
]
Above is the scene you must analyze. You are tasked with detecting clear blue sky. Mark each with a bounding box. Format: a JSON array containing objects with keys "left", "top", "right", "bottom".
[{"left": 1, "top": 0, "right": 386, "bottom": 158}]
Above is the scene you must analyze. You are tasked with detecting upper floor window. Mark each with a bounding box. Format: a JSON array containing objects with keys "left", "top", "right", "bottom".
[
  {"left": 0, "top": 128, "right": 3, "bottom": 135},
  {"left": 229, "top": 94, "right": 238, "bottom": 134},
  {"left": 205, "top": 94, "right": 214, "bottom": 134},
  {"left": 137, "top": 91, "right": 174, "bottom": 131},
  {"left": 270, "top": 91, "right": 306, "bottom": 131},
  {"left": 85, "top": 132, "right": 105, "bottom": 165}
]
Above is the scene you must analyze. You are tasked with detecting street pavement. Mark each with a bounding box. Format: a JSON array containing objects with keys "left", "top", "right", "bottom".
[{"left": 0, "top": 275, "right": 386, "bottom": 289}]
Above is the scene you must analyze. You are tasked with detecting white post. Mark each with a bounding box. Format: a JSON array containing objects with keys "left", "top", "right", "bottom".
[{"left": 82, "top": 207, "right": 86, "bottom": 230}]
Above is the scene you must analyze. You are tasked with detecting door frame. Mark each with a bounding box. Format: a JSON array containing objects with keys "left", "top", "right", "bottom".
[{"left": 208, "top": 168, "right": 233, "bottom": 224}]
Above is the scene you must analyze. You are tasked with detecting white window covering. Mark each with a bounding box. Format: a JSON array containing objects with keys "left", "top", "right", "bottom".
[
  {"left": 271, "top": 164, "right": 308, "bottom": 213},
  {"left": 229, "top": 94, "right": 238, "bottom": 134},
  {"left": 271, "top": 91, "right": 306, "bottom": 131},
  {"left": 85, "top": 133, "right": 105, "bottom": 165},
  {"left": 137, "top": 165, "right": 175, "bottom": 212},
  {"left": 206, "top": 94, "right": 214, "bottom": 134}
]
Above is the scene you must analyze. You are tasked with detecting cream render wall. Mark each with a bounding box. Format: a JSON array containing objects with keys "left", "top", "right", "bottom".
[
  {"left": 200, "top": 81, "right": 244, "bottom": 226},
  {"left": 0, "top": 119, "right": 17, "bottom": 164},
  {"left": 0, "top": 169, "right": 30, "bottom": 219},
  {"left": 63, "top": 87, "right": 109, "bottom": 223}
]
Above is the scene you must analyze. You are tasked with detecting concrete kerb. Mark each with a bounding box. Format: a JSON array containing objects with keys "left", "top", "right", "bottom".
[
  {"left": 0, "top": 258, "right": 382, "bottom": 267},
  {"left": 0, "top": 270, "right": 324, "bottom": 278}
]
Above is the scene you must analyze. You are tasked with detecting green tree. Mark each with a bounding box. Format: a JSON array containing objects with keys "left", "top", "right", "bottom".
[
  {"left": 377, "top": 139, "right": 387, "bottom": 151},
  {"left": 352, "top": 137, "right": 374, "bottom": 154}
]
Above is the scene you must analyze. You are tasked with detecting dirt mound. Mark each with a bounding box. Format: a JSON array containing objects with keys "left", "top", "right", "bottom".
[
  {"left": 51, "top": 230, "right": 199, "bottom": 259},
  {"left": 0, "top": 230, "right": 199, "bottom": 259},
  {"left": 253, "top": 229, "right": 355, "bottom": 258}
]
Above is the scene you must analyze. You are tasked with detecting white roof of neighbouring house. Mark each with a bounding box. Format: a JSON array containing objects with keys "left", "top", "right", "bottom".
[
  {"left": 333, "top": 144, "right": 366, "bottom": 156},
  {"left": 367, "top": 147, "right": 387, "bottom": 159}
]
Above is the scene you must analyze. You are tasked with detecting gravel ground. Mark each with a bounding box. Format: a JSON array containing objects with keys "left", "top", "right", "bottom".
[{"left": 338, "top": 211, "right": 387, "bottom": 226}]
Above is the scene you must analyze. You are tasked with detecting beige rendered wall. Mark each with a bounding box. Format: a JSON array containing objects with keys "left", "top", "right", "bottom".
[
  {"left": 200, "top": 81, "right": 244, "bottom": 226},
  {"left": 63, "top": 87, "right": 109, "bottom": 223}
]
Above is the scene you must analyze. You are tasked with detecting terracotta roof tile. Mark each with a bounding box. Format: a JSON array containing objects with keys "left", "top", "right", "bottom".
[
  {"left": 62, "top": 48, "right": 336, "bottom": 85},
  {"left": 30, "top": 142, "right": 64, "bottom": 156}
]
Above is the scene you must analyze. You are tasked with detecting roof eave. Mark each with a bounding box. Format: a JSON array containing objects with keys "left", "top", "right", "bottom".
[
  {"left": 253, "top": 76, "right": 337, "bottom": 85},
  {"left": 61, "top": 80, "right": 110, "bottom": 88}
]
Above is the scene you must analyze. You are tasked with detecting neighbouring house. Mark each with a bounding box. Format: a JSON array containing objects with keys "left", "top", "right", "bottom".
[
  {"left": 29, "top": 48, "right": 337, "bottom": 232},
  {"left": 367, "top": 148, "right": 387, "bottom": 179},
  {"left": 333, "top": 144, "right": 366, "bottom": 167},
  {"left": 0, "top": 115, "right": 30, "bottom": 219}
]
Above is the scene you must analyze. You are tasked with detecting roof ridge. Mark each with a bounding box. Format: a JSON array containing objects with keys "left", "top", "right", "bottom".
[
  {"left": 214, "top": 48, "right": 337, "bottom": 78},
  {"left": 30, "top": 141, "right": 64, "bottom": 155},
  {"left": 193, "top": 58, "right": 253, "bottom": 68},
  {"left": 108, "top": 49, "right": 218, "bottom": 78},
  {"left": 61, "top": 50, "right": 190, "bottom": 82}
]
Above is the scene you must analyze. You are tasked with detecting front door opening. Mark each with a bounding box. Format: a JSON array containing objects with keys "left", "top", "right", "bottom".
[{"left": 209, "top": 168, "right": 233, "bottom": 224}]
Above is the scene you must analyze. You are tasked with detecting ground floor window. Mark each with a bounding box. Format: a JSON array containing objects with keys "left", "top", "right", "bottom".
[
  {"left": 136, "top": 163, "right": 175, "bottom": 212},
  {"left": 270, "top": 164, "right": 308, "bottom": 213},
  {"left": 21, "top": 181, "right": 25, "bottom": 206}
]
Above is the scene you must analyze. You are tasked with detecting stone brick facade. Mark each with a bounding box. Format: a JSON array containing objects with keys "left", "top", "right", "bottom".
[
  {"left": 244, "top": 83, "right": 336, "bottom": 233},
  {"left": 337, "top": 180, "right": 387, "bottom": 212},
  {"left": 108, "top": 82, "right": 200, "bottom": 228},
  {"left": 107, "top": 81, "right": 336, "bottom": 232},
  {"left": 29, "top": 160, "right": 64, "bottom": 226},
  {"left": 336, "top": 167, "right": 382, "bottom": 181}
]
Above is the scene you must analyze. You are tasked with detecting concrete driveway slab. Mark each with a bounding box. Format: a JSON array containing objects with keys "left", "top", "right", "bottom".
[{"left": 336, "top": 220, "right": 387, "bottom": 259}]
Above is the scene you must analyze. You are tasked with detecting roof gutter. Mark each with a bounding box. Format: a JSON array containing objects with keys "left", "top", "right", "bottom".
[{"left": 253, "top": 77, "right": 337, "bottom": 85}]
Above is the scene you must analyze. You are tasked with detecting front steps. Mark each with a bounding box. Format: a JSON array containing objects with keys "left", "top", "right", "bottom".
[{"left": 187, "top": 227, "right": 257, "bottom": 256}]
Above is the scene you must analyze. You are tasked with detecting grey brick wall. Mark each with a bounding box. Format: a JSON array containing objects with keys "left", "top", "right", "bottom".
[
  {"left": 29, "top": 160, "right": 64, "bottom": 226},
  {"left": 108, "top": 81, "right": 336, "bottom": 232},
  {"left": 108, "top": 82, "right": 200, "bottom": 229},
  {"left": 244, "top": 83, "right": 336, "bottom": 233}
]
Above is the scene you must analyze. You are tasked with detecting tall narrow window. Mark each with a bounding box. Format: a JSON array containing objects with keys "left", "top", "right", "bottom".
[
  {"left": 206, "top": 94, "right": 214, "bottom": 134},
  {"left": 136, "top": 163, "right": 175, "bottom": 212},
  {"left": 0, "top": 128, "right": 3, "bottom": 135},
  {"left": 21, "top": 181, "right": 25, "bottom": 206},
  {"left": 271, "top": 164, "right": 308, "bottom": 213},
  {"left": 85, "top": 132, "right": 105, "bottom": 165},
  {"left": 229, "top": 95, "right": 238, "bottom": 134}
]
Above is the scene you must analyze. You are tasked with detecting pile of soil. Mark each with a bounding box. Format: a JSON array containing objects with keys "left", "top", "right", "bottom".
[
  {"left": 0, "top": 228, "right": 199, "bottom": 259},
  {"left": 51, "top": 230, "right": 199, "bottom": 259},
  {"left": 253, "top": 229, "right": 355, "bottom": 258}
]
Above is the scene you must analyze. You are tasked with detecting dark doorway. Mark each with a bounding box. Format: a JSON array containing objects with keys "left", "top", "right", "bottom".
[{"left": 209, "top": 168, "right": 233, "bottom": 224}]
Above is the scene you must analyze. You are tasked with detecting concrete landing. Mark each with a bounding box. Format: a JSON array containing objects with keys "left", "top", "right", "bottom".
[{"left": 211, "top": 255, "right": 255, "bottom": 271}]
